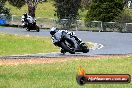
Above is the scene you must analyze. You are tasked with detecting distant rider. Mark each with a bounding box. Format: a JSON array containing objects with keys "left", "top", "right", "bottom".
[
  {"left": 21, "top": 13, "right": 36, "bottom": 27},
  {"left": 50, "top": 27, "right": 83, "bottom": 46}
]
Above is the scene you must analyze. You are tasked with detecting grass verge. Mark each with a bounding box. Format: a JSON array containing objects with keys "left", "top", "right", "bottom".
[
  {"left": 0, "top": 26, "right": 4, "bottom": 28},
  {"left": 5, "top": 2, "right": 55, "bottom": 18},
  {"left": 0, "top": 55, "right": 132, "bottom": 88},
  {"left": 0, "top": 32, "right": 59, "bottom": 56}
]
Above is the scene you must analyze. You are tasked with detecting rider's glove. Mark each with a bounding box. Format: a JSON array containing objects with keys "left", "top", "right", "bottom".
[{"left": 68, "top": 32, "right": 75, "bottom": 38}]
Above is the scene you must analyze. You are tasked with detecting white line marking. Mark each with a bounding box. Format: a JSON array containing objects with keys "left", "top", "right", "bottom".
[{"left": 91, "top": 43, "right": 104, "bottom": 50}]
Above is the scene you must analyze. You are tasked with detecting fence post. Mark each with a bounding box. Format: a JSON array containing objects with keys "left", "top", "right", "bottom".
[
  {"left": 11, "top": 15, "right": 13, "bottom": 21},
  {"left": 11, "top": 15, "right": 16, "bottom": 22},
  {"left": 125, "top": 23, "right": 127, "bottom": 32},
  {"left": 100, "top": 21, "right": 103, "bottom": 32}
]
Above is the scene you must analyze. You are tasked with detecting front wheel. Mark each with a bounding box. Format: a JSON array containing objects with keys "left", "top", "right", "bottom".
[
  {"left": 60, "top": 49, "right": 66, "bottom": 54},
  {"left": 60, "top": 39, "right": 75, "bottom": 54}
]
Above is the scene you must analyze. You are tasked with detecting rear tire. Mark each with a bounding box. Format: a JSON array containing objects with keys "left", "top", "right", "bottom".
[
  {"left": 26, "top": 28, "right": 30, "bottom": 31},
  {"left": 80, "top": 43, "right": 89, "bottom": 53},
  {"left": 36, "top": 25, "right": 40, "bottom": 32},
  {"left": 83, "top": 48, "right": 89, "bottom": 53}
]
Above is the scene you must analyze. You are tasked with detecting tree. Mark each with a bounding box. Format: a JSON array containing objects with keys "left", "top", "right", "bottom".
[
  {"left": 7, "top": 0, "right": 39, "bottom": 17},
  {"left": 81, "top": 0, "right": 92, "bottom": 9},
  {"left": 8, "top": 0, "right": 25, "bottom": 9},
  {"left": 85, "top": 0, "right": 124, "bottom": 22},
  {"left": 2, "top": 0, "right": 44, "bottom": 17},
  {"left": 25, "top": 0, "right": 39, "bottom": 17},
  {"left": 54, "top": 0, "right": 81, "bottom": 20},
  {"left": 0, "top": 1, "right": 11, "bottom": 20},
  {"left": 0, "top": 0, "right": 7, "bottom": 4},
  {"left": 116, "top": 10, "right": 132, "bottom": 23}
]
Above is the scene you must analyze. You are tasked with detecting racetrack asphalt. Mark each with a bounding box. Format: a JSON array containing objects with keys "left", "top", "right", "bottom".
[{"left": 0, "top": 27, "right": 132, "bottom": 58}]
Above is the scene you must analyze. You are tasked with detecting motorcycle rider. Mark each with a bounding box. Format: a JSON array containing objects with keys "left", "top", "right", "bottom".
[
  {"left": 21, "top": 13, "right": 36, "bottom": 27},
  {"left": 50, "top": 27, "right": 83, "bottom": 46}
]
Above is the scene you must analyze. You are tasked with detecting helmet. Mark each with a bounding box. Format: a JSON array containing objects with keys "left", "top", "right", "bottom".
[
  {"left": 50, "top": 27, "right": 58, "bottom": 35},
  {"left": 23, "top": 13, "right": 28, "bottom": 18}
]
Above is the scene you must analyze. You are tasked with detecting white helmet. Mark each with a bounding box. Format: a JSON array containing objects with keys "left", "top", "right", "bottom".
[{"left": 50, "top": 27, "right": 58, "bottom": 35}]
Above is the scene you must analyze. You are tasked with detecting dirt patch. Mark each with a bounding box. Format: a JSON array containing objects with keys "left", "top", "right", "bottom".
[
  {"left": 0, "top": 58, "right": 70, "bottom": 66},
  {"left": 0, "top": 55, "right": 131, "bottom": 66}
]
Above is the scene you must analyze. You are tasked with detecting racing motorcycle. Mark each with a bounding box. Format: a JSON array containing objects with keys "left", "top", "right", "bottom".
[
  {"left": 21, "top": 14, "right": 40, "bottom": 32},
  {"left": 52, "top": 31, "right": 89, "bottom": 54}
]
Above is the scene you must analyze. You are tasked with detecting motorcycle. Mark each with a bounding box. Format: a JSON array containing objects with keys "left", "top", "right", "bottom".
[
  {"left": 21, "top": 15, "right": 40, "bottom": 32},
  {"left": 52, "top": 31, "right": 89, "bottom": 54}
]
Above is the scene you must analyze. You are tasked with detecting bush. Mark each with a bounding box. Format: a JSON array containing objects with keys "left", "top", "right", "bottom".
[
  {"left": 85, "top": 0, "right": 124, "bottom": 22},
  {"left": 115, "top": 11, "right": 132, "bottom": 23},
  {"left": 54, "top": 0, "right": 81, "bottom": 28},
  {"left": 0, "top": 2, "right": 11, "bottom": 20}
]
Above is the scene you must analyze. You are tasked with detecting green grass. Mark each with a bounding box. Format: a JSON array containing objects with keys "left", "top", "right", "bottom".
[
  {"left": 0, "top": 56, "right": 132, "bottom": 88},
  {"left": 0, "top": 26, "right": 4, "bottom": 28},
  {"left": 125, "top": 8, "right": 132, "bottom": 17},
  {"left": 5, "top": 1, "right": 56, "bottom": 18},
  {"left": 0, "top": 32, "right": 59, "bottom": 56},
  {"left": 5, "top": 1, "right": 87, "bottom": 19}
]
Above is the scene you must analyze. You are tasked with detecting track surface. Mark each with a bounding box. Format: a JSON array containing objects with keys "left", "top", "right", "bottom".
[{"left": 0, "top": 27, "right": 132, "bottom": 58}]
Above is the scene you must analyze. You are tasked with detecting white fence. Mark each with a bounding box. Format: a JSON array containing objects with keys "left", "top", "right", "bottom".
[
  {"left": 85, "top": 21, "right": 132, "bottom": 32},
  {"left": 9, "top": 15, "right": 132, "bottom": 32},
  {"left": 10, "top": 15, "right": 56, "bottom": 28}
]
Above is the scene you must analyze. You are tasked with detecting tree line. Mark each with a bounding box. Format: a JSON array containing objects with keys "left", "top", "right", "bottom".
[{"left": 0, "top": 0, "right": 129, "bottom": 22}]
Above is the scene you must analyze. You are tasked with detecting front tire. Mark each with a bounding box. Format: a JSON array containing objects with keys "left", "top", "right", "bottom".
[
  {"left": 60, "top": 49, "right": 66, "bottom": 54},
  {"left": 60, "top": 39, "right": 75, "bottom": 54}
]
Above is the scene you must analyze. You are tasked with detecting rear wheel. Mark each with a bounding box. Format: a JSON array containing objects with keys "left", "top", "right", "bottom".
[
  {"left": 36, "top": 25, "right": 40, "bottom": 32},
  {"left": 26, "top": 28, "right": 30, "bottom": 31},
  {"left": 80, "top": 43, "right": 89, "bottom": 53},
  {"left": 83, "top": 48, "right": 89, "bottom": 53}
]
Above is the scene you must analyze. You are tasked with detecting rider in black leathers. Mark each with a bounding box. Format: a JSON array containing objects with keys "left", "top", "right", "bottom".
[{"left": 50, "top": 27, "right": 83, "bottom": 46}]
